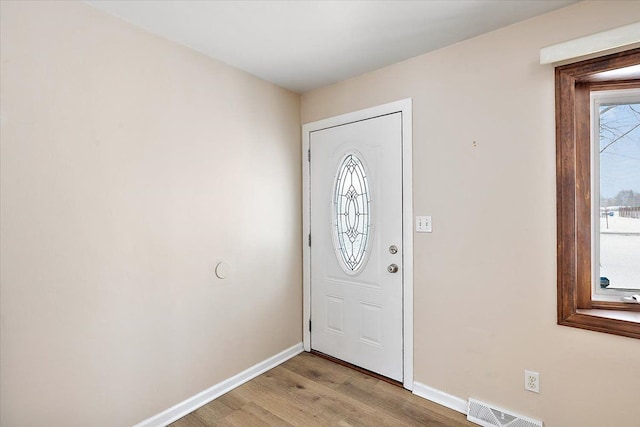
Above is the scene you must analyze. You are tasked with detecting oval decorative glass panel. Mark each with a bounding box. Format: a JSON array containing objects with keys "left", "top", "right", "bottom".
[{"left": 333, "top": 154, "right": 371, "bottom": 273}]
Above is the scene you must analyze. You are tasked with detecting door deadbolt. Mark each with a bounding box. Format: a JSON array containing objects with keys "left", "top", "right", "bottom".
[
  {"left": 387, "top": 264, "right": 399, "bottom": 273},
  {"left": 389, "top": 245, "right": 398, "bottom": 254}
]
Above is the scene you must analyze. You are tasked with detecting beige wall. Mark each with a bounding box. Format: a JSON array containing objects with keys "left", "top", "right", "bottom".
[
  {"left": 301, "top": 2, "right": 640, "bottom": 427},
  {"left": 3, "top": 1, "right": 640, "bottom": 426},
  {"left": 0, "top": 1, "right": 301, "bottom": 426}
]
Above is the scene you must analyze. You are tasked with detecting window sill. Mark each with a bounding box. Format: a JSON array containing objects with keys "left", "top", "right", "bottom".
[
  {"left": 559, "top": 309, "right": 640, "bottom": 339},
  {"left": 576, "top": 308, "right": 640, "bottom": 323}
]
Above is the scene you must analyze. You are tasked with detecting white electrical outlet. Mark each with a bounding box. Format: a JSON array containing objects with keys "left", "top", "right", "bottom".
[{"left": 525, "top": 370, "right": 540, "bottom": 393}]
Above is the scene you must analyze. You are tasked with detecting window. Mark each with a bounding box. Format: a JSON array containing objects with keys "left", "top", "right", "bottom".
[
  {"left": 556, "top": 48, "right": 640, "bottom": 339},
  {"left": 333, "top": 153, "right": 371, "bottom": 274},
  {"left": 591, "top": 88, "right": 640, "bottom": 300}
]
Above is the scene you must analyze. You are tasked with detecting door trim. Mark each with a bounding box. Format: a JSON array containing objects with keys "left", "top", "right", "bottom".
[{"left": 302, "top": 99, "right": 413, "bottom": 390}]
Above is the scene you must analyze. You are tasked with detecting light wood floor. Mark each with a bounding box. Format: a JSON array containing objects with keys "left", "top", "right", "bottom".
[{"left": 170, "top": 352, "right": 475, "bottom": 426}]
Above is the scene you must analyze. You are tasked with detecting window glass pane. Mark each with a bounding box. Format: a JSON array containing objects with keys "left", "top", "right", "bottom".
[
  {"left": 333, "top": 154, "right": 371, "bottom": 273},
  {"left": 598, "top": 101, "right": 640, "bottom": 291}
]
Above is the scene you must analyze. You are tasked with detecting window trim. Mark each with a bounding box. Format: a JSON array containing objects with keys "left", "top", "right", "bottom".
[{"left": 556, "top": 48, "right": 640, "bottom": 339}]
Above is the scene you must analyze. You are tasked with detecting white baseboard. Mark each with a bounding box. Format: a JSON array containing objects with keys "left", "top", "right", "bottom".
[
  {"left": 133, "top": 342, "right": 304, "bottom": 427},
  {"left": 412, "top": 382, "right": 468, "bottom": 415}
]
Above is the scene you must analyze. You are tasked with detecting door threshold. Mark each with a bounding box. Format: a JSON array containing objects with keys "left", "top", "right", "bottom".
[{"left": 310, "top": 350, "right": 403, "bottom": 388}]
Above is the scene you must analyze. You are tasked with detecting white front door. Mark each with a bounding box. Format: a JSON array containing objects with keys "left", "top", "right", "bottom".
[{"left": 309, "top": 112, "right": 403, "bottom": 381}]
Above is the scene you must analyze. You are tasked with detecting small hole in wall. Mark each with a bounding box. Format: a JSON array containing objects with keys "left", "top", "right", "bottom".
[{"left": 472, "top": 141, "right": 478, "bottom": 148}]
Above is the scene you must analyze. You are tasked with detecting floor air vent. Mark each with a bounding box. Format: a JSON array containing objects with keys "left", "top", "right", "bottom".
[{"left": 467, "top": 398, "right": 543, "bottom": 427}]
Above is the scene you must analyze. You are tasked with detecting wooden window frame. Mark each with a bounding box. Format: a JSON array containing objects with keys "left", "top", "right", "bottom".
[{"left": 556, "top": 48, "right": 640, "bottom": 339}]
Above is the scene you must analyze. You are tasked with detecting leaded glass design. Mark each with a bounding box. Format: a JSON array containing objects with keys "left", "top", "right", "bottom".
[{"left": 333, "top": 154, "right": 371, "bottom": 273}]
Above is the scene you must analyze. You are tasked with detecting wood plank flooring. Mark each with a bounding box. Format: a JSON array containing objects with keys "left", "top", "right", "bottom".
[{"left": 170, "top": 352, "right": 475, "bottom": 426}]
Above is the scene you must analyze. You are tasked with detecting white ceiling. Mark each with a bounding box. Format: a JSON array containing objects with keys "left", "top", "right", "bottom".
[{"left": 85, "top": 0, "right": 578, "bottom": 93}]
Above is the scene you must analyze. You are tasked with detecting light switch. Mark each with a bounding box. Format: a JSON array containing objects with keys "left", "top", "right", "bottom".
[{"left": 415, "top": 216, "right": 432, "bottom": 233}]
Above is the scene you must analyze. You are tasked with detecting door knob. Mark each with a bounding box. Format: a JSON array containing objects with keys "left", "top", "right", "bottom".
[{"left": 387, "top": 264, "right": 399, "bottom": 273}]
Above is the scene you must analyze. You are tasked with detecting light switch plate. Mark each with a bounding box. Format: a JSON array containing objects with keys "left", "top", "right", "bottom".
[{"left": 416, "top": 216, "right": 432, "bottom": 233}]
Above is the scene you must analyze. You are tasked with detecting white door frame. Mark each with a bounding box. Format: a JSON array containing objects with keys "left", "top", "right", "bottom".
[{"left": 302, "top": 99, "right": 413, "bottom": 390}]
